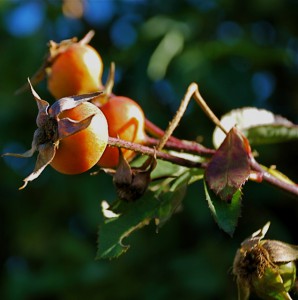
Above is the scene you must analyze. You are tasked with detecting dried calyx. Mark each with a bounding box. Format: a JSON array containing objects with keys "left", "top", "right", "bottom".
[
  {"left": 3, "top": 80, "right": 101, "bottom": 189},
  {"left": 91, "top": 61, "right": 116, "bottom": 107},
  {"left": 233, "top": 222, "right": 298, "bottom": 300},
  {"left": 103, "top": 149, "right": 157, "bottom": 202}
]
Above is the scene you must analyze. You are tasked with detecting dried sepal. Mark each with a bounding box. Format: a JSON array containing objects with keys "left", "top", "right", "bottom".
[
  {"left": 3, "top": 144, "right": 36, "bottom": 159},
  {"left": 240, "top": 221, "right": 271, "bottom": 250},
  {"left": 233, "top": 222, "right": 298, "bottom": 300},
  {"left": 49, "top": 91, "right": 101, "bottom": 117},
  {"left": 262, "top": 240, "right": 298, "bottom": 263},
  {"left": 113, "top": 149, "right": 157, "bottom": 201},
  {"left": 57, "top": 115, "right": 95, "bottom": 140},
  {"left": 4, "top": 82, "right": 102, "bottom": 189},
  {"left": 20, "top": 142, "right": 57, "bottom": 190},
  {"left": 91, "top": 62, "right": 115, "bottom": 107}
]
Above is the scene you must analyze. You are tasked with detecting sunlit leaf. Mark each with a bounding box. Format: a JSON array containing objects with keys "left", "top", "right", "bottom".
[
  {"left": 132, "top": 156, "right": 187, "bottom": 179},
  {"left": 253, "top": 266, "right": 293, "bottom": 300},
  {"left": 213, "top": 107, "right": 297, "bottom": 148},
  {"left": 261, "top": 166, "right": 296, "bottom": 186},
  {"left": 243, "top": 124, "right": 298, "bottom": 145}
]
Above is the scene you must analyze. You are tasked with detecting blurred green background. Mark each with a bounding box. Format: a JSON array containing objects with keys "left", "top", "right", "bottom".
[{"left": 0, "top": 1, "right": 297, "bottom": 299}]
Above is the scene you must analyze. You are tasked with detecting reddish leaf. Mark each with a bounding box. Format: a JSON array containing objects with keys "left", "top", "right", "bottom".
[{"left": 205, "top": 127, "right": 251, "bottom": 202}]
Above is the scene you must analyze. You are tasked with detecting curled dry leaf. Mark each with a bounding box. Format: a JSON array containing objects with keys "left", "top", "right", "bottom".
[
  {"left": 3, "top": 80, "right": 102, "bottom": 189},
  {"left": 233, "top": 222, "right": 298, "bottom": 300}
]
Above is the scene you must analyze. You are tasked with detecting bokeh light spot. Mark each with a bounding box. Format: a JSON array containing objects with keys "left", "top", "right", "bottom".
[
  {"left": 251, "top": 71, "right": 276, "bottom": 104},
  {"left": 110, "top": 16, "right": 137, "bottom": 49},
  {"left": 84, "top": 0, "right": 116, "bottom": 26},
  {"left": 251, "top": 21, "right": 276, "bottom": 45},
  {"left": 216, "top": 21, "right": 243, "bottom": 45},
  {"left": 4, "top": 2, "right": 44, "bottom": 37}
]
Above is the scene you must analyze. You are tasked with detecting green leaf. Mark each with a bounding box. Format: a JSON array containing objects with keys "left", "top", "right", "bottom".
[
  {"left": 97, "top": 168, "right": 204, "bottom": 260},
  {"left": 261, "top": 165, "right": 297, "bottom": 186},
  {"left": 205, "top": 127, "right": 250, "bottom": 202},
  {"left": 156, "top": 169, "right": 203, "bottom": 228},
  {"left": 278, "top": 262, "right": 296, "bottom": 293},
  {"left": 203, "top": 180, "right": 242, "bottom": 236},
  {"left": 96, "top": 191, "right": 160, "bottom": 259},
  {"left": 132, "top": 156, "right": 188, "bottom": 180},
  {"left": 243, "top": 124, "right": 298, "bottom": 145},
  {"left": 253, "top": 265, "right": 293, "bottom": 300}
]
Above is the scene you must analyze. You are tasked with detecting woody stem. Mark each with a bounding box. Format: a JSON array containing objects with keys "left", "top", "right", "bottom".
[{"left": 107, "top": 137, "right": 204, "bottom": 169}]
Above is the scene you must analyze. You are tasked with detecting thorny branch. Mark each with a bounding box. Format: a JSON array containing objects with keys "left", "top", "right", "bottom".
[
  {"left": 107, "top": 137, "right": 204, "bottom": 169},
  {"left": 107, "top": 82, "right": 298, "bottom": 198}
]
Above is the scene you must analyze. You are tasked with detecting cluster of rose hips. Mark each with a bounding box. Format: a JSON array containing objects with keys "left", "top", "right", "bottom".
[
  {"left": 4, "top": 31, "right": 298, "bottom": 300},
  {"left": 48, "top": 30, "right": 147, "bottom": 169},
  {"left": 5, "top": 30, "right": 152, "bottom": 198}
]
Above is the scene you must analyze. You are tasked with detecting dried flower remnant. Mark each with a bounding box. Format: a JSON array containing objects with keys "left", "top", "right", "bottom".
[{"left": 233, "top": 222, "right": 298, "bottom": 300}]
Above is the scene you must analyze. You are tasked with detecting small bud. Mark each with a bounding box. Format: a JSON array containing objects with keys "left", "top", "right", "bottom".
[{"left": 233, "top": 222, "right": 298, "bottom": 300}]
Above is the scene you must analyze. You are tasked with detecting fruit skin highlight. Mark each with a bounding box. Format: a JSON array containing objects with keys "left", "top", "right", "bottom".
[
  {"left": 47, "top": 43, "right": 104, "bottom": 99},
  {"left": 51, "top": 102, "right": 108, "bottom": 174},
  {"left": 96, "top": 96, "right": 146, "bottom": 168}
]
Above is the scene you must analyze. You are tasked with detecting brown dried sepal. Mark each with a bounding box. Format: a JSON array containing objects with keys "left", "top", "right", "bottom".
[
  {"left": 91, "top": 61, "right": 116, "bottom": 107},
  {"left": 111, "top": 149, "right": 157, "bottom": 202},
  {"left": 3, "top": 80, "right": 101, "bottom": 189}
]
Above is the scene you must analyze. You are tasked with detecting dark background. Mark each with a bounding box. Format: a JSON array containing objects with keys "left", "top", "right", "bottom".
[{"left": 0, "top": 1, "right": 297, "bottom": 299}]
